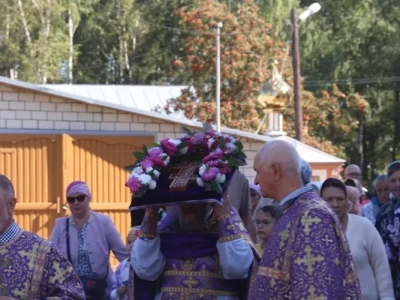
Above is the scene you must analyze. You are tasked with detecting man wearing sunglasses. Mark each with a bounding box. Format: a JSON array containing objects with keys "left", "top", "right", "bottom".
[{"left": 0, "top": 174, "right": 85, "bottom": 300}]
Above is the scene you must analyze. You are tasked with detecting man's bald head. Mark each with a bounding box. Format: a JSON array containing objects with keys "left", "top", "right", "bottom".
[
  {"left": 256, "top": 140, "right": 302, "bottom": 177},
  {"left": 253, "top": 140, "right": 303, "bottom": 201},
  {"left": 344, "top": 164, "right": 362, "bottom": 181}
]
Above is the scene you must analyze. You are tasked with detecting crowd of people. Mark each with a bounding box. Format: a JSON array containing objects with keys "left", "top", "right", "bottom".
[{"left": 1, "top": 137, "right": 400, "bottom": 299}]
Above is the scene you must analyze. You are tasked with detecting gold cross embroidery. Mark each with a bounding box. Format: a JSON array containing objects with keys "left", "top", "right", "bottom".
[
  {"left": 19, "top": 244, "right": 39, "bottom": 271},
  {"left": 257, "top": 284, "right": 265, "bottom": 296},
  {"left": 165, "top": 162, "right": 200, "bottom": 192},
  {"left": 308, "top": 285, "right": 327, "bottom": 300},
  {"left": 50, "top": 261, "right": 65, "bottom": 284},
  {"left": 278, "top": 229, "right": 290, "bottom": 248},
  {"left": 183, "top": 276, "right": 198, "bottom": 288},
  {"left": 301, "top": 216, "right": 321, "bottom": 235},
  {"left": 294, "top": 245, "right": 324, "bottom": 275},
  {"left": 321, "top": 235, "right": 333, "bottom": 246},
  {"left": 324, "top": 274, "right": 334, "bottom": 286}
]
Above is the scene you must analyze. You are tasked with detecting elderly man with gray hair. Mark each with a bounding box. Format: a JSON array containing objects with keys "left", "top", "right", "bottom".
[
  {"left": 249, "top": 140, "right": 361, "bottom": 299},
  {"left": 0, "top": 174, "right": 85, "bottom": 300}
]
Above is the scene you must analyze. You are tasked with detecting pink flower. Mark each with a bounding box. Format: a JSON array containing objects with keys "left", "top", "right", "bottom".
[
  {"left": 203, "top": 149, "right": 223, "bottom": 163},
  {"left": 220, "top": 163, "right": 229, "bottom": 174},
  {"left": 141, "top": 157, "right": 154, "bottom": 170},
  {"left": 190, "top": 132, "right": 205, "bottom": 145},
  {"left": 206, "top": 160, "right": 220, "bottom": 167},
  {"left": 205, "top": 130, "right": 215, "bottom": 137},
  {"left": 126, "top": 177, "right": 141, "bottom": 193},
  {"left": 201, "top": 167, "right": 219, "bottom": 182},
  {"left": 160, "top": 139, "right": 178, "bottom": 156},
  {"left": 148, "top": 147, "right": 165, "bottom": 167}
]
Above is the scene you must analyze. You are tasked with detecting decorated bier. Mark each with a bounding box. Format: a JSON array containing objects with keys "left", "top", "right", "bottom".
[{"left": 126, "top": 127, "right": 246, "bottom": 210}]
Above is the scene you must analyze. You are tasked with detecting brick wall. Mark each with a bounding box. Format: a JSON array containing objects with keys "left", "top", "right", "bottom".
[{"left": 0, "top": 84, "right": 261, "bottom": 180}]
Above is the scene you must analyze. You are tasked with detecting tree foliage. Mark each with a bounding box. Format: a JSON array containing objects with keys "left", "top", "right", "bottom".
[{"left": 163, "top": 0, "right": 288, "bottom": 132}]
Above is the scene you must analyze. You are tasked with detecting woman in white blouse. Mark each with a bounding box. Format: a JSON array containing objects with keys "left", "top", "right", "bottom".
[{"left": 320, "top": 178, "right": 394, "bottom": 300}]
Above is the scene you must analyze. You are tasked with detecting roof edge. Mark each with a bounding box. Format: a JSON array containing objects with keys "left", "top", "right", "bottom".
[{"left": 0, "top": 76, "right": 345, "bottom": 164}]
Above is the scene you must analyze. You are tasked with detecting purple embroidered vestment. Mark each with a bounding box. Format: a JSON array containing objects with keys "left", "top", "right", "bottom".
[
  {"left": 128, "top": 207, "right": 259, "bottom": 300},
  {"left": 250, "top": 192, "right": 362, "bottom": 300},
  {"left": 0, "top": 229, "right": 85, "bottom": 300}
]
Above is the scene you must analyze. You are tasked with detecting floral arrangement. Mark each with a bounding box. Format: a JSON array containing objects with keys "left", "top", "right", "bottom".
[{"left": 125, "top": 127, "right": 246, "bottom": 198}]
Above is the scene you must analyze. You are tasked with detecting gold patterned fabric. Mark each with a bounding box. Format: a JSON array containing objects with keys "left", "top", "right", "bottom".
[
  {"left": 250, "top": 192, "right": 362, "bottom": 300},
  {"left": 0, "top": 229, "right": 85, "bottom": 299}
]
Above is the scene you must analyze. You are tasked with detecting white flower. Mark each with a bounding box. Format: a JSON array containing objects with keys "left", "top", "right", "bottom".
[
  {"left": 180, "top": 147, "right": 188, "bottom": 155},
  {"left": 160, "top": 153, "right": 170, "bottom": 166},
  {"left": 207, "top": 138, "right": 215, "bottom": 149},
  {"left": 196, "top": 177, "right": 205, "bottom": 187},
  {"left": 226, "top": 142, "right": 236, "bottom": 150},
  {"left": 168, "top": 138, "right": 181, "bottom": 146},
  {"left": 138, "top": 174, "right": 152, "bottom": 185},
  {"left": 153, "top": 170, "right": 160, "bottom": 178},
  {"left": 199, "top": 164, "right": 207, "bottom": 176},
  {"left": 132, "top": 166, "right": 143, "bottom": 176},
  {"left": 148, "top": 180, "right": 157, "bottom": 190},
  {"left": 146, "top": 167, "right": 153, "bottom": 173},
  {"left": 216, "top": 173, "right": 226, "bottom": 183}
]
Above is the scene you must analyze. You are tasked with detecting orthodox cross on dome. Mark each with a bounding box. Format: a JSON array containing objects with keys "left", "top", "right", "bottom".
[{"left": 165, "top": 161, "right": 200, "bottom": 192}]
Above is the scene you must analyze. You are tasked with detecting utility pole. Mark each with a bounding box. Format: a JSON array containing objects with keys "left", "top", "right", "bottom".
[
  {"left": 291, "top": 8, "right": 303, "bottom": 142},
  {"left": 216, "top": 22, "right": 223, "bottom": 132}
]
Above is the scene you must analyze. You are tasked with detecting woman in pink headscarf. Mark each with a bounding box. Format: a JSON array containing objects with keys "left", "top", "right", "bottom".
[
  {"left": 249, "top": 182, "right": 262, "bottom": 214},
  {"left": 50, "top": 181, "right": 128, "bottom": 300}
]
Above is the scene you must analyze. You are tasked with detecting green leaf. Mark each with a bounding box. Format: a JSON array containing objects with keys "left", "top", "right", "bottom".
[
  {"left": 133, "top": 151, "right": 145, "bottom": 160},
  {"left": 238, "top": 151, "right": 247, "bottom": 158},
  {"left": 177, "top": 141, "right": 188, "bottom": 150},
  {"left": 125, "top": 164, "right": 136, "bottom": 171},
  {"left": 212, "top": 181, "right": 223, "bottom": 195},
  {"left": 143, "top": 145, "right": 149, "bottom": 155},
  {"left": 152, "top": 142, "right": 160, "bottom": 147},
  {"left": 227, "top": 156, "right": 241, "bottom": 167},
  {"left": 181, "top": 127, "right": 193, "bottom": 136},
  {"left": 218, "top": 137, "right": 226, "bottom": 151},
  {"left": 237, "top": 140, "right": 243, "bottom": 151}
]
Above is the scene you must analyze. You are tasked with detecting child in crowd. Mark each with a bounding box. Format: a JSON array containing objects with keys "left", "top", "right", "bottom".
[
  {"left": 254, "top": 205, "right": 277, "bottom": 256},
  {"left": 110, "top": 227, "right": 140, "bottom": 300}
]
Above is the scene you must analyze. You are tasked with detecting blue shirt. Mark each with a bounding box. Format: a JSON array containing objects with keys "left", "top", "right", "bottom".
[
  {"left": 279, "top": 185, "right": 313, "bottom": 207},
  {"left": 70, "top": 215, "right": 98, "bottom": 279},
  {"left": 0, "top": 221, "right": 20, "bottom": 245}
]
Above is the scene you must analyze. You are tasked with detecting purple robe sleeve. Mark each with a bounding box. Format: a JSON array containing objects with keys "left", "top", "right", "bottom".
[
  {"left": 34, "top": 245, "right": 85, "bottom": 300},
  {"left": 290, "top": 208, "right": 361, "bottom": 300}
]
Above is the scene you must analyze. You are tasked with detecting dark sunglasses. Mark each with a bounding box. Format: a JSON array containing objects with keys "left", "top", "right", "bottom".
[{"left": 66, "top": 194, "right": 86, "bottom": 204}]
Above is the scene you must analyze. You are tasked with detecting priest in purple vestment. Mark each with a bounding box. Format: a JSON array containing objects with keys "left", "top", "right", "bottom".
[
  {"left": 0, "top": 174, "right": 85, "bottom": 300},
  {"left": 249, "top": 140, "right": 362, "bottom": 300},
  {"left": 128, "top": 194, "right": 259, "bottom": 300}
]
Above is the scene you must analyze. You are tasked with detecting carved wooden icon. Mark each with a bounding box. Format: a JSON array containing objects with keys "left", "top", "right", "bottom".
[{"left": 166, "top": 162, "right": 200, "bottom": 192}]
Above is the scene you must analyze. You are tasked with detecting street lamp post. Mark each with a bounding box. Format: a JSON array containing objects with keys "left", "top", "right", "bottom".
[
  {"left": 291, "top": 3, "right": 321, "bottom": 142},
  {"left": 291, "top": 9, "right": 302, "bottom": 141},
  {"left": 215, "top": 22, "right": 223, "bottom": 133}
]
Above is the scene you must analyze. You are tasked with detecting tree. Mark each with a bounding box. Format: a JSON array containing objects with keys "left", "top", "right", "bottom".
[
  {"left": 164, "top": 0, "right": 287, "bottom": 132},
  {"left": 162, "top": 0, "right": 368, "bottom": 155},
  {"left": 283, "top": 86, "right": 369, "bottom": 155}
]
